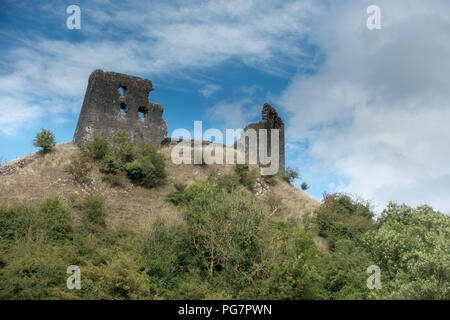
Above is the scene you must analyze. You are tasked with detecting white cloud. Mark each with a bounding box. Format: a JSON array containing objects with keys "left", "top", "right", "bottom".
[
  {"left": 0, "top": 0, "right": 320, "bottom": 137},
  {"left": 200, "top": 84, "right": 222, "bottom": 98},
  {"left": 206, "top": 98, "right": 260, "bottom": 130},
  {"left": 278, "top": 1, "right": 450, "bottom": 213},
  {"left": 0, "top": 97, "right": 42, "bottom": 135}
]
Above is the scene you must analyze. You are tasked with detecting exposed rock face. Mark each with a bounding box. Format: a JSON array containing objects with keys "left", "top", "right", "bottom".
[
  {"left": 0, "top": 156, "right": 36, "bottom": 176},
  {"left": 235, "top": 103, "right": 285, "bottom": 175},
  {"left": 73, "top": 69, "right": 167, "bottom": 147}
]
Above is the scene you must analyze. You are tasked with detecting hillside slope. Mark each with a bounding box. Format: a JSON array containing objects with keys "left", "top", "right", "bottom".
[{"left": 0, "top": 143, "right": 319, "bottom": 232}]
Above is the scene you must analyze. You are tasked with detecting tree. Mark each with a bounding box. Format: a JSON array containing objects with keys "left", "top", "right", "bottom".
[
  {"left": 282, "top": 167, "right": 299, "bottom": 184},
  {"left": 361, "top": 203, "right": 450, "bottom": 299},
  {"left": 33, "top": 128, "right": 56, "bottom": 153}
]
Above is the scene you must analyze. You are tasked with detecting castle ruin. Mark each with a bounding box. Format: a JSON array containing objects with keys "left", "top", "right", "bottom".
[
  {"left": 235, "top": 103, "right": 285, "bottom": 174},
  {"left": 73, "top": 70, "right": 285, "bottom": 174},
  {"left": 73, "top": 69, "right": 167, "bottom": 147}
]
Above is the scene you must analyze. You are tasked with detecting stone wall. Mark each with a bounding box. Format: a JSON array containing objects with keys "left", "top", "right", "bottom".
[
  {"left": 73, "top": 69, "right": 167, "bottom": 147},
  {"left": 235, "top": 103, "right": 285, "bottom": 175}
]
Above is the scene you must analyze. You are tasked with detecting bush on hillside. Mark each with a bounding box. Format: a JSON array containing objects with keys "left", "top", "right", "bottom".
[
  {"left": 111, "top": 130, "right": 134, "bottom": 165},
  {"left": 38, "top": 196, "right": 73, "bottom": 240},
  {"left": 33, "top": 128, "right": 56, "bottom": 153},
  {"left": 282, "top": 167, "right": 299, "bottom": 184},
  {"left": 361, "top": 203, "right": 450, "bottom": 300},
  {"left": 102, "top": 154, "right": 120, "bottom": 175},
  {"left": 125, "top": 141, "right": 165, "bottom": 188},
  {"left": 234, "top": 163, "right": 256, "bottom": 190},
  {"left": 315, "top": 193, "right": 374, "bottom": 250},
  {"left": 86, "top": 137, "right": 110, "bottom": 160},
  {"left": 166, "top": 183, "right": 187, "bottom": 205},
  {"left": 0, "top": 205, "right": 39, "bottom": 241},
  {"left": 82, "top": 195, "right": 106, "bottom": 228},
  {"left": 64, "top": 155, "right": 92, "bottom": 184}
]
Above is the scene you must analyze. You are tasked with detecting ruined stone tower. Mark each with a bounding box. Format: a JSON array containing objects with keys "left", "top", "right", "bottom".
[
  {"left": 73, "top": 69, "right": 167, "bottom": 147},
  {"left": 235, "top": 103, "right": 285, "bottom": 175}
]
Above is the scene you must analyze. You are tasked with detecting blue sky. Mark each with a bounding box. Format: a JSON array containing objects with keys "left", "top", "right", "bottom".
[{"left": 1, "top": 0, "right": 450, "bottom": 213}]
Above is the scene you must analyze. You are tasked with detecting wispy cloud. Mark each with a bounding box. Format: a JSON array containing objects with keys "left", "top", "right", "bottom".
[
  {"left": 206, "top": 97, "right": 260, "bottom": 130},
  {"left": 200, "top": 84, "right": 222, "bottom": 98}
]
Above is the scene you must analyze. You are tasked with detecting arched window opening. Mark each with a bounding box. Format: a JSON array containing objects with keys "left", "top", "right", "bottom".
[
  {"left": 118, "top": 86, "right": 127, "bottom": 96},
  {"left": 120, "top": 103, "right": 127, "bottom": 113}
]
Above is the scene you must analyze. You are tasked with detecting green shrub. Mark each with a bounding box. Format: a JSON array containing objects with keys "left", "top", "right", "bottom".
[
  {"left": 103, "top": 154, "right": 120, "bottom": 175},
  {"left": 361, "top": 203, "right": 450, "bottom": 299},
  {"left": 82, "top": 196, "right": 106, "bottom": 228},
  {"left": 254, "top": 226, "right": 322, "bottom": 299},
  {"left": 0, "top": 205, "right": 39, "bottom": 241},
  {"left": 166, "top": 183, "right": 187, "bottom": 205},
  {"left": 282, "top": 167, "right": 299, "bottom": 184},
  {"left": 125, "top": 142, "right": 165, "bottom": 188},
  {"left": 301, "top": 182, "right": 309, "bottom": 190},
  {"left": 143, "top": 218, "right": 191, "bottom": 281},
  {"left": 111, "top": 130, "right": 134, "bottom": 165},
  {"left": 319, "top": 239, "right": 373, "bottom": 300},
  {"left": 80, "top": 252, "right": 150, "bottom": 300},
  {"left": 86, "top": 137, "right": 110, "bottom": 160},
  {"left": 315, "top": 193, "right": 374, "bottom": 250},
  {"left": 215, "top": 174, "right": 238, "bottom": 193},
  {"left": 235, "top": 163, "right": 249, "bottom": 177},
  {"left": 184, "top": 185, "right": 265, "bottom": 279},
  {"left": 263, "top": 174, "right": 277, "bottom": 186},
  {"left": 0, "top": 242, "right": 73, "bottom": 299},
  {"left": 234, "top": 163, "right": 256, "bottom": 190},
  {"left": 64, "top": 155, "right": 92, "bottom": 184},
  {"left": 183, "top": 181, "right": 221, "bottom": 204},
  {"left": 33, "top": 128, "right": 56, "bottom": 153},
  {"left": 38, "top": 196, "right": 73, "bottom": 240}
]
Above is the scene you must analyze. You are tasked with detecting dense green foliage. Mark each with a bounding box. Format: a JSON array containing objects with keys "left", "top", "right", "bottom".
[
  {"left": 124, "top": 142, "right": 166, "bottom": 188},
  {"left": 0, "top": 178, "right": 448, "bottom": 299},
  {"left": 81, "top": 196, "right": 106, "bottom": 228},
  {"left": 86, "top": 137, "right": 110, "bottom": 160},
  {"left": 33, "top": 128, "right": 56, "bottom": 153},
  {"left": 315, "top": 195, "right": 449, "bottom": 299},
  {"left": 362, "top": 203, "right": 449, "bottom": 299},
  {"left": 66, "top": 131, "right": 165, "bottom": 189},
  {"left": 315, "top": 193, "right": 374, "bottom": 250}
]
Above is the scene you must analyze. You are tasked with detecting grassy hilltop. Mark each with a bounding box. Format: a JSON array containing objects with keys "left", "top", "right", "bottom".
[{"left": 0, "top": 136, "right": 448, "bottom": 299}]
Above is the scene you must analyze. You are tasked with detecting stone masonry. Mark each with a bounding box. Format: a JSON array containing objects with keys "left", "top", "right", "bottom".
[
  {"left": 73, "top": 69, "right": 167, "bottom": 147},
  {"left": 235, "top": 103, "right": 285, "bottom": 175}
]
